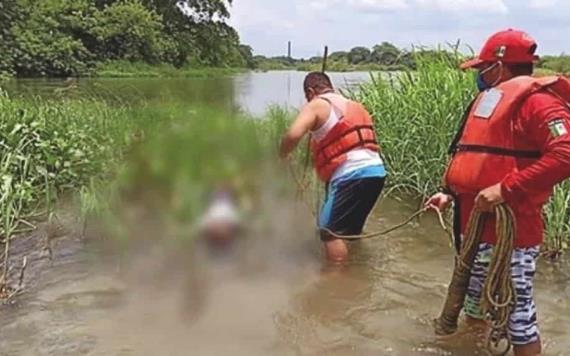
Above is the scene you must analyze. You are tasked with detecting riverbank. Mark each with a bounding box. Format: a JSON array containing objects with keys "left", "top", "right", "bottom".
[
  {"left": 255, "top": 62, "right": 404, "bottom": 73},
  {"left": 93, "top": 60, "right": 389, "bottom": 77},
  {"left": 94, "top": 61, "right": 246, "bottom": 79}
]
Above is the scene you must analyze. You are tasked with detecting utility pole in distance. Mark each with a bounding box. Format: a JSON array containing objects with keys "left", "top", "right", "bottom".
[{"left": 288, "top": 41, "right": 292, "bottom": 59}]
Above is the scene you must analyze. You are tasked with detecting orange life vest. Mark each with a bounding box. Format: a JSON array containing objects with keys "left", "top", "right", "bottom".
[
  {"left": 311, "top": 93, "right": 380, "bottom": 182},
  {"left": 445, "top": 75, "right": 570, "bottom": 194}
]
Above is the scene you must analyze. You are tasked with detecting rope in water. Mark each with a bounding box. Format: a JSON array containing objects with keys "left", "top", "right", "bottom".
[
  {"left": 323, "top": 207, "right": 429, "bottom": 240},
  {"left": 434, "top": 204, "right": 516, "bottom": 356},
  {"left": 288, "top": 163, "right": 451, "bottom": 241}
]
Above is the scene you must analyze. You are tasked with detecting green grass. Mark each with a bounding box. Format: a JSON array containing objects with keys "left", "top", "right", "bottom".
[
  {"left": 0, "top": 91, "right": 177, "bottom": 240},
  {"left": 94, "top": 60, "right": 244, "bottom": 78},
  {"left": 354, "top": 52, "right": 475, "bottom": 196},
  {"left": 0, "top": 90, "right": 284, "bottom": 247}
]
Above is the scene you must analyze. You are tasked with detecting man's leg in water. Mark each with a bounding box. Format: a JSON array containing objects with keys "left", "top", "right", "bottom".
[
  {"left": 324, "top": 239, "right": 349, "bottom": 262},
  {"left": 464, "top": 243, "right": 542, "bottom": 356},
  {"left": 319, "top": 176, "right": 385, "bottom": 262}
]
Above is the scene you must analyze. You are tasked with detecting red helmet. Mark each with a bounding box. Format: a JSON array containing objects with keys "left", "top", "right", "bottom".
[{"left": 460, "top": 29, "right": 540, "bottom": 70}]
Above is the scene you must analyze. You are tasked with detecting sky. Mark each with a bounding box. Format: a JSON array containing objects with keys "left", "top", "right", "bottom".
[{"left": 229, "top": 0, "right": 570, "bottom": 58}]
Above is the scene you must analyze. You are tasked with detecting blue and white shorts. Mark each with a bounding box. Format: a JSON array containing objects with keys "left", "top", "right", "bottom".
[
  {"left": 318, "top": 165, "right": 386, "bottom": 242},
  {"left": 464, "top": 243, "right": 540, "bottom": 346}
]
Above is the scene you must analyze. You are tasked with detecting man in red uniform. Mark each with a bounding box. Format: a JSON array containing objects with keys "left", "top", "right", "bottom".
[{"left": 427, "top": 29, "right": 570, "bottom": 356}]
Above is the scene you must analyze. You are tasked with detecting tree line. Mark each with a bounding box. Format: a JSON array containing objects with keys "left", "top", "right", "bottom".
[
  {"left": 253, "top": 43, "right": 570, "bottom": 74},
  {"left": 0, "top": 0, "right": 255, "bottom": 77},
  {"left": 1, "top": 1, "right": 567, "bottom": 79},
  {"left": 252, "top": 42, "right": 446, "bottom": 71}
]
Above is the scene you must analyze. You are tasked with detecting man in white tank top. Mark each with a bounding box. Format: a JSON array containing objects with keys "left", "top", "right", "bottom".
[{"left": 280, "top": 72, "right": 387, "bottom": 262}]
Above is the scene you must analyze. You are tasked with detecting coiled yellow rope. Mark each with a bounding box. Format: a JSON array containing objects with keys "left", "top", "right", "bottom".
[{"left": 434, "top": 204, "right": 516, "bottom": 356}]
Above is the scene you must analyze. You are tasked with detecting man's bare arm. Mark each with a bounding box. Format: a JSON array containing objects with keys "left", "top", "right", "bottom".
[{"left": 279, "top": 101, "right": 322, "bottom": 159}]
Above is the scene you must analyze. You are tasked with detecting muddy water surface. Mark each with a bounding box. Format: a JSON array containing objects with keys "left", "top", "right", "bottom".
[{"left": 1, "top": 199, "right": 569, "bottom": 356}]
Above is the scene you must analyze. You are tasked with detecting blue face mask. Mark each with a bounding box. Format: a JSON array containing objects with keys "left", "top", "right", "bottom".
[
  {"left": 476, "top": 72, "right": 491, "bottom": 92},
  {"left": 476, "top": 62, "right": 502, "bottom": 92}
]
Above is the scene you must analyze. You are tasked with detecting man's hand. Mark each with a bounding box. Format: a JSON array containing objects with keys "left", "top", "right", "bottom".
[
  {"left": 425, "top": 193, "right": 453, "bottom": 212},
  {"left": 474, "top": 183, "right": 504, "bottom": 212}
]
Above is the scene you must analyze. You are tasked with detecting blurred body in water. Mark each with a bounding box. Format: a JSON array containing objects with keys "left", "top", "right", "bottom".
[{"left": 197, "top": 187, "right": 244, "bottom": 255}]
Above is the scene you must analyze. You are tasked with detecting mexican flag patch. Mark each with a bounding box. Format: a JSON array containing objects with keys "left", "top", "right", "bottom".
[{"left": 548, "top": 119, "right": 568, "bottom": 138}]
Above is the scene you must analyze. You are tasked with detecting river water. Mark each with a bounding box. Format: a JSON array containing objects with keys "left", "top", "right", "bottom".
[
  {"left": 3, "top": 70, "right": 371, "bottom": 116},
  {"left": 1, "top": 72, "right": 569, "bottom": 355}
]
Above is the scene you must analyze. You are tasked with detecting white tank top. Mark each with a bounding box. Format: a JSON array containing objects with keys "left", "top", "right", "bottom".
[{"left": 310, "top": 93, "right": 383, "bottom": 181}]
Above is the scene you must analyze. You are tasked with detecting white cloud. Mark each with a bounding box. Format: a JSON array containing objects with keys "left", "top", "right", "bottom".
[
  {"left": 349, "top": 0, "right": 409, "bottom": 10},
  {"left": 309, "top": 0, "right": 408, "bottom": 11},
  {"left": 528, "top": 0, "right": 558, "bottom": 9},
  {"left": 307, "top": 0, "right": 329, "bottom": 10},
  {"left": 415, "top": 0, "right": 509, "bottom": 13},
  {"left": 231, "top": 0, "right": 568, "bottom": 57}
]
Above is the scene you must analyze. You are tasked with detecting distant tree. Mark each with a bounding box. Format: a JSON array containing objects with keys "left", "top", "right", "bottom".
[
  {"left": 271, "top": 56, "right": 295, "bottom": 66},
  {"left": 0, "top": 0, "right": 251, "bottom": 77},
  {"left": 370, "top": 42, "right": 401, "bottom": 65},
  {"left": 0, "top": 0, "right": 20, "bottom": 76},
  {"left": 399, "top": 51, "right": 415, "bottom": 69},
  {"left": 238, "top": 44, "right": 255, "bottom": 68},
  {"left": 91, "top": 1, "right": 173, "bottom": 63},
  {"left": 309, "top": 56, "right": 323, "bottom": 64},
  {"left": 329, "top": 51, "right": 348, "bottom": 61},
  {"left": 140, "top": 0, "right": 236, "bottom": 66},
  {"left": 347, "top": 46, "right": 371, "bottom": 65},
  {"left": 11, "top": 0, "right": 97, "bottom": 77},
  {"left": 88, "top": 0, "right": 242, "bottom": 67}
]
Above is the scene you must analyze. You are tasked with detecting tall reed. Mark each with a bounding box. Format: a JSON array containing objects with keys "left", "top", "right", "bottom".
[
  {"left": 354, "top": 52, "right": 475, "bottom": 197},
  {"left": 354, "top": 53, "right": 570, "bottom": 249}
]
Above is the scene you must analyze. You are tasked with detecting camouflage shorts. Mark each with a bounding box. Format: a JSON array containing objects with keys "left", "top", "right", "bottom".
[{"left": 464, "top": 243, "right": 540, "bottom": 346}]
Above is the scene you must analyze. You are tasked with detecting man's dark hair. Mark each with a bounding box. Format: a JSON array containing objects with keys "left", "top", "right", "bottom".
[
  {"left": 303, "top": 72, "right": 333, "bottom": 92},
  {"left": 507, "top": 62, "right": 534, "bottom": 77}
]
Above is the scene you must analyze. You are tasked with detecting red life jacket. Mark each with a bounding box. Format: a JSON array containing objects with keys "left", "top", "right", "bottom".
[
  {"left": 311, "top": 93, "right": 380, "bottom": 182},
  {"left": 445, "top": 75, "right": 570, "bottom": 195}
]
